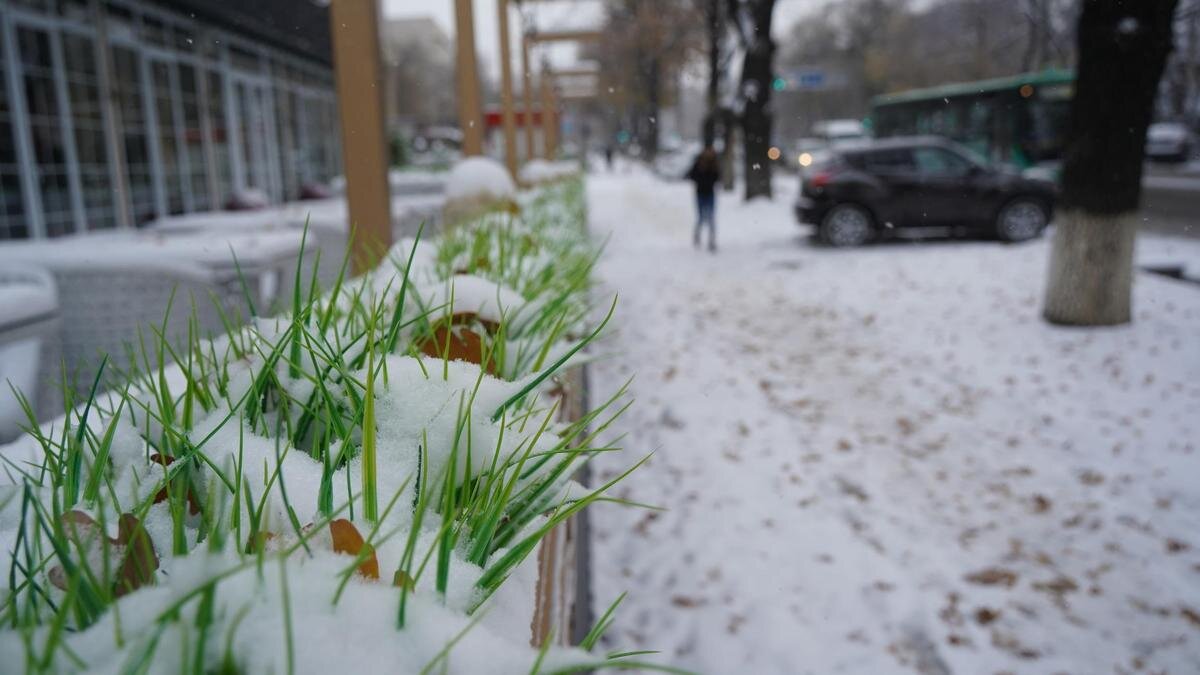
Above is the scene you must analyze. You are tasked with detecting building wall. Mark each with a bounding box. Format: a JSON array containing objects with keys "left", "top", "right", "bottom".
[{"left": 0, "top": 0, "right": 341, "bottom": 240}]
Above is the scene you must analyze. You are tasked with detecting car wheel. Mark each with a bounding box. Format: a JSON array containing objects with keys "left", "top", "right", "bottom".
[
  {"left": 996, "top": 198, "right": 1048, "bottom": 242},
  {"left": 820, "top": 204, "right": 873, "bottom": 247}
]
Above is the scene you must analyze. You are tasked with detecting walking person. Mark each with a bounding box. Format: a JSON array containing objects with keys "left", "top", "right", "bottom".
[{"left": 686, "top": 146, "right": 721, "bottom": 252}]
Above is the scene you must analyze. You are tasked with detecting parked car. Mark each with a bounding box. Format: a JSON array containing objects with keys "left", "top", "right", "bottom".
[
  {"left": 812, "top": 119, "right": 869, "bottom": 148},
  {"left": 794, "top": 137, "right": 832, "bottom": 171},
  {"left": 794, "top": 136, "right": 1057, "bottom": 246},
  {"left": 1145, "top": 122, "right": 1195, "bottom": 163}
]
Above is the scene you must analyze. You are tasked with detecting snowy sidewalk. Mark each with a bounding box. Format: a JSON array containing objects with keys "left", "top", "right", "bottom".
[{"left": 587, "top": 167, "right": 1200, "bottom": 674}]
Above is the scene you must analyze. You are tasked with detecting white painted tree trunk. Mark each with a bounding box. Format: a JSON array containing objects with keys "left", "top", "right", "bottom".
[{"left": 1042, "top": 210, "right": 1137, "bottom": 326}]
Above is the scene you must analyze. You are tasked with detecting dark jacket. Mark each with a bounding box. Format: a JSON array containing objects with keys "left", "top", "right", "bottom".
[{"left": 686, "top": 158, "right": 720, "bottom": 197}]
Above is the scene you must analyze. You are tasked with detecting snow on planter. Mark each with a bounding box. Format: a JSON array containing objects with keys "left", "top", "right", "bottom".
[
  {"left": 443, "top": 157, "right": 519, "bottom": 226},
  {"left": 445, "top": 157, "right": 517, "bottom": 203},
  {"left": 412, "top": 274, "right": 526, "bottom": 325},
  {"left": 0, "top": 176, "right": 665, "bottom": 674}
]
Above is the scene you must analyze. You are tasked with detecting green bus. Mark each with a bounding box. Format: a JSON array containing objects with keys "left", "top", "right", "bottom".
[{"left": 869, "top": 70, "right": 1074, "bottom": 169}]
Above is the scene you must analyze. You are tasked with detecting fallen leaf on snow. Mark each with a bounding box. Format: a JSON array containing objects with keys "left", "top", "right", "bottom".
[
  {"left": 974, "top": 607, "right": 1001, "bottom": 625},
  {"left": 964, "top": 567, "right": 1018, "bottom": 588},
  {"left": 1182, "top": 607, "right": 1200, "bottom": 629},
  {"left": 330, "top": 519, "right": 380, "bottom": 580}
]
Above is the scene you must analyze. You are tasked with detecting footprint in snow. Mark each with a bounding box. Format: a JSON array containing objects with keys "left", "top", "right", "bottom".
[{"left": 659, "top": 408, "right": 685, "bottom": 430}]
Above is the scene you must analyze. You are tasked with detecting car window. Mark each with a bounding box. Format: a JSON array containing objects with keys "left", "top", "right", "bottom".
[
  {"left": 864, "top": 148, "right": 915, "bottom": 173},
  {"left": 913, "top": 147, "right": 974, "bottom": 176}
]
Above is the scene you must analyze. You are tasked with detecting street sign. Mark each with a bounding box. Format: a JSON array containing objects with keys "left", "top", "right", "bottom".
[{"left": 780, "top": 68, "right": 841, "bottom": 92}]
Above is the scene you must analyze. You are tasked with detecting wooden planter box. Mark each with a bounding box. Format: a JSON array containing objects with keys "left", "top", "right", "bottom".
[{"left": 532, "top": 365, "right": 592, "bottom": 647}]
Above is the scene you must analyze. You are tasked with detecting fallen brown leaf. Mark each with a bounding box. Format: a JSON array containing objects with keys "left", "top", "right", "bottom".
[
  {"left": 964, "top": 568, "right": 1018, "bottom": 588},
  {"left": 330, "top": 519, "right": 380, "bottom": 580}
]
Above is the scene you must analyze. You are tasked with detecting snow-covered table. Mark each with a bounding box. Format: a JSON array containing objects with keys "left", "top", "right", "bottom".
[
  {"left": 0, "top": 229, "right": 312, "bottom": 397},
  {"left": 331, "top": 168, "right": 448, "bottom": 197},
  {"left": 0, "top": 266, "right": 62, "bottom": 440},
  {"left": 149, "top": 195, "right": 445, "bottom": 285}
]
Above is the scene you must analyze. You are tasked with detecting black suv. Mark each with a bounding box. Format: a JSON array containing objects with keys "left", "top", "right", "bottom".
[{"left": 794, "top": 137, "right": 1057, "bottom": 246}]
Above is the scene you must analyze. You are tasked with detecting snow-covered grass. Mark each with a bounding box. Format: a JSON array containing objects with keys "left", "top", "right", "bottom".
[
  {"left": 588, "top": 167, "right": 1200, "bottom": 674},
  {"left": 0, "top": 179, "right": 673, "bottom": 674}
]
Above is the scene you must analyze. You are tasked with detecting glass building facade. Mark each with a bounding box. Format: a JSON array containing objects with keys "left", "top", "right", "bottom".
[{"left": 0, "top": 0, "right": 341, "bottom": 239}]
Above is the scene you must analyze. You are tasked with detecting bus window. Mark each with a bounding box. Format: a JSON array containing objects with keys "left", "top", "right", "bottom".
[
  {"left": 1026, "top": 100, "right": 1071, "bottom": 163},
  {"left": 870, "top": 71, "right": 1074, "bottom": 169}
]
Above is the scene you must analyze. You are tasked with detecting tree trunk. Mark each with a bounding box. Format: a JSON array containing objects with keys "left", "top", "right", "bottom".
[
  {"left": 632, "top": 50, "right": 662, "bottom": 162},
  {"left": 1184, "top": 5, "right": 1199, "bottom": 123},
  {"left": 739, "top": 0, "right": 777, "bottom": 200},
  {"left": 645, "top": 54, "right": 661, "bottom": 160},
  {"left": 702, "top": 0, "right": 722, "bottom": 146},
  {"left": 1044, "top": 212, "right": 1137, "bottom": 325},
  {"left": 1043, "top": 0, "right": 1179, "bottom": 326},
  {"left": 721, "top": 107, "right": 737, "bottom": 191},
  {"left": 1022, "top": 2, "right": 1038, "bottom": 71},
  {"left": 1035, "top": 0, "right": 1053, "bottom": 67}
]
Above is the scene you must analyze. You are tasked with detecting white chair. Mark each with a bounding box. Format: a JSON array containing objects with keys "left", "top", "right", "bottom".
[
  {"left": 0, "top": 266, "right": 62, "bottom": 441},
  {"left": 25, "top": 259, "right": 239, "bottom": 399}
]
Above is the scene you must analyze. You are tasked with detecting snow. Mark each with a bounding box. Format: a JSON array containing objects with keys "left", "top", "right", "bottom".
[
  {"left": 150, "top": 208, "right": 293, "bottom": 233},
  {"left": 411, "top": 274, "right": 528, "bottom": 325},
  {"left": 389, "top": 169, "right": 449, "bottom": 196},
  {"left": 148, "top": 194, "right": 446, "bottom": 237},
  {"left": 587, "top": 167, "right": 1200, "bottom": 674},
  {"left": 445, "top": 157, "right": 516, "bottom": 202},
  {"left": 520, "top": 160, "right": 579, "bottom": 184},
  {"left": 0, "top": 282, "right": 56, "bottom": 329},
  {"left": 331, "top": 169, "right": 447, "bottom": 197},
  {"left": 0, "top": 229, "right": 309, "bottom": 273},
  {"left": 228, "top": 188, "right": 271, "bottom": 209},
  {"left": 0, "top": 545, "right": 578, "bottom": 675}
]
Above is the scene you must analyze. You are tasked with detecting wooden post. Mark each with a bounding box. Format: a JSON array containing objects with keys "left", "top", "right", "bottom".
[
  {"left": 540, "top": 71, "right": 556, "bottom": 159},
  {"left": 531, "top": 366, "right": 586, "bottom": 648},
  {"left": 497, "top": 0, "right": 519, "bottom": 179},
  {"left": 520, "top": 31, "right": 601, "bottom": 162},
  {"left": 522, "top": 35, "right": 535, "bottom": 160},
  {"left": 330, "top": 0, "right": 392, "bottom": 274},
  {"left": 454, "top": 0, "right": 485, "bottom": 156}
]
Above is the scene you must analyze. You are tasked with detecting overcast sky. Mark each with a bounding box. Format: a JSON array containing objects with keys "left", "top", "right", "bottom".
[{"left": 382, "top": 0, "right": 827, "bottom": 79}]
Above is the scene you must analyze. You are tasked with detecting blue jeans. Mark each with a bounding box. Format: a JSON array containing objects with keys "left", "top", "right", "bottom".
[{"left": 695, "top": 193, "right": 716, "bottom": 248}]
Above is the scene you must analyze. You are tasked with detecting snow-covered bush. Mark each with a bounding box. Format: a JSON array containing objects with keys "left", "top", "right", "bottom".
[{"left": 0, "top": 178, "right": 668, "bottom": 673}]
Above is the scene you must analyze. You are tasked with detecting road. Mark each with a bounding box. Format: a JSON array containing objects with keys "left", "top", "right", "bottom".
[{"left": 1141, "top": 163, "right": 1200, "bottom": 238}]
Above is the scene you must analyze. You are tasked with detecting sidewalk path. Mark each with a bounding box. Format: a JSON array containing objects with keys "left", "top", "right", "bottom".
[{"left": 586, "top": 167, "right": 1200, "bottom": 674}]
